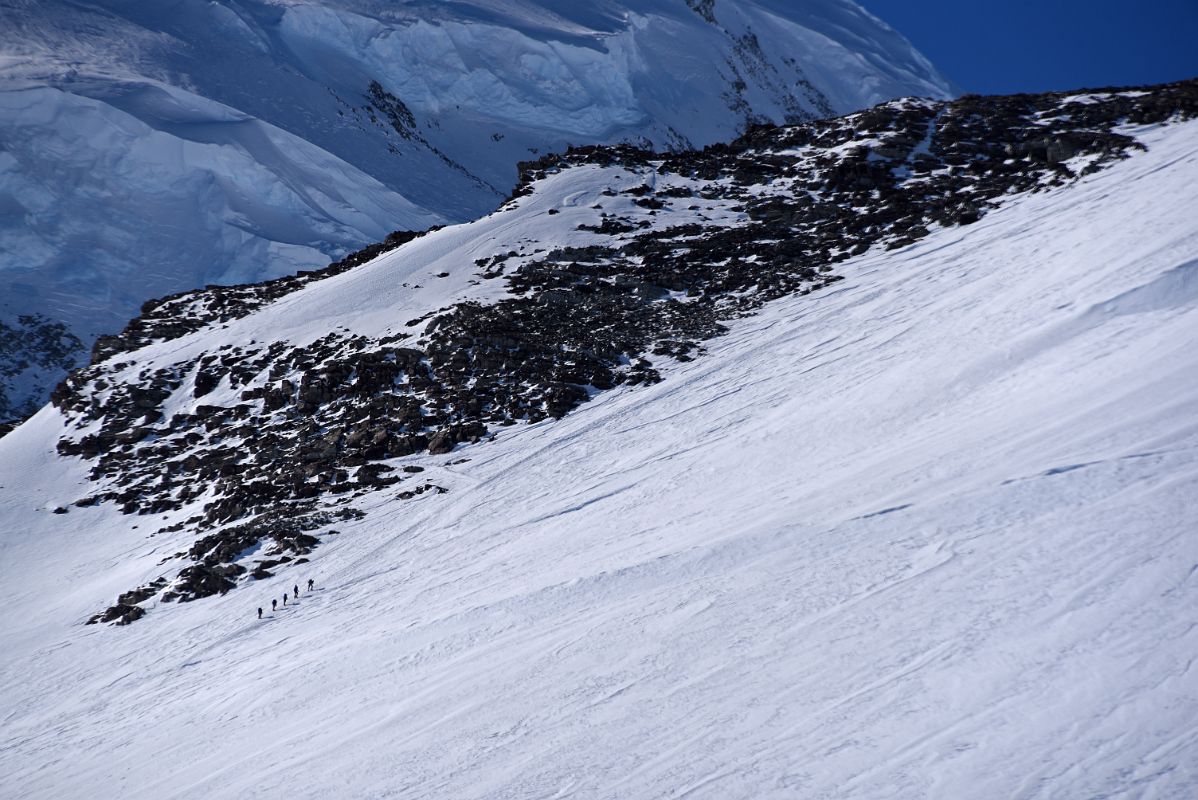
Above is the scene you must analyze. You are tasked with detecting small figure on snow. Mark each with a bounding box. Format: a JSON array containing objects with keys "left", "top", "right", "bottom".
[
  {"left": 293, "top": 584, "right": 299, "bottom": 598},
  {"left": 272, "top": 599, "right": 277, "bottom": 612},
  {"left": 283, "top": 593, "right": 288, "bottom": 606},
  {"left": 257, "top": 607, "right": 263, "bottom": 619},
  {"left": 307, "top": 578, "right": 314, "bottom": 591}
]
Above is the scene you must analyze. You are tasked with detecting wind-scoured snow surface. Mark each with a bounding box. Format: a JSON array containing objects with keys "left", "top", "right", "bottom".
[
  {"left": 1, "top": 116, "right": 1196, "bottom": 797},
  {"left": 0, "top": 0, "right": 951, "bottom": 417}
]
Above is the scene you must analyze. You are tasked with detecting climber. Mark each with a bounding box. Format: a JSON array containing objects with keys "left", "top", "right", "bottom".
[
  {"left": 272, "top": 599, "right": 277, "bottom": 612},
  {"left": 307, "top": 578, "right": 314, "bottom": 591},
  {"left": 293, "top": 583, "right": 299, "bottom": 598},
  {"left": 257, "top": 607, "right": 263, "bottom": 619},
  {"left": 283, "top": 593, "right": 288, "bottom": 606}
]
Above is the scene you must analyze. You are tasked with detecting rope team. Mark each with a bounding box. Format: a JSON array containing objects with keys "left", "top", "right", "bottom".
[{"left": 258, "top": 577, "right": 316, "bottom": 618}]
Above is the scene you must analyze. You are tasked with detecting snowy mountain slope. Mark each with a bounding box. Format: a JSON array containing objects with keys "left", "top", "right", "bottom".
[
  {"left": 2, "top": 82, "right": 1198, "bottom": 797},
  {"left": 0, "top": 0, "right": 953, "bottom": 420},
  {"left": 1, "top": 103, "right": 1197, "bottom": 800},
  {"left": 26, "top": 80, "right": 1198, "bottom": 620}
]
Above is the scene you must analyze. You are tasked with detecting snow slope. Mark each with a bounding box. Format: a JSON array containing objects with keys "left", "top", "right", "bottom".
[
  {"left": 1, "top": 116, "right": 1196, "bottom": 797},
  {"left": 0, "top": 0, "right": 953, "bottom": 418}
]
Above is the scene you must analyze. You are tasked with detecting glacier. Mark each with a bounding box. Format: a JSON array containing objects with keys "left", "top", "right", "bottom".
[{"left": 0, "top": 0, "right": 953, "bottom": 419}]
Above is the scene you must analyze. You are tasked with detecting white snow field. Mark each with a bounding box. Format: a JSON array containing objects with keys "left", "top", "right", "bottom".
[
  {"left": 2, "top": 119, "right": 1197, "bottom": 798},
  {"left": 0, "top": 0, "right": 954, "bottom": 416}
]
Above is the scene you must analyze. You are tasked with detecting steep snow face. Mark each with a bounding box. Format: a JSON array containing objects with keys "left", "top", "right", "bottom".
[
  {"left": 0, "top": 83, "right": 442, "bottom": 339},
  {"left": 0, "top": 0, "right": 952, "bottom": 418},
  {"left": 1, "top": 113, "right": 1196, "bottom": 799}
]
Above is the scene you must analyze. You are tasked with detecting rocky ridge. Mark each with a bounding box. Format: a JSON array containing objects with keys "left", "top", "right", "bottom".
[{"left": 49, "top": 80, "right": 1198, "bottom": 625}]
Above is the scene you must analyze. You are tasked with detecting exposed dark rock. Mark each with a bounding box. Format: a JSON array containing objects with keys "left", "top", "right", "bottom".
[
  {"left": 168, "top": 563, "right": 243, "bottom": 602},
  {"left": 86, "top": 603, "right": 145, "bottom": 626}
]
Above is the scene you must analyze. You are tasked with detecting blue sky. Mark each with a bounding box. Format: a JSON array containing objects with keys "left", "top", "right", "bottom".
[{"left": 861, "top": 1, "right": 1198, "bottom": 94}]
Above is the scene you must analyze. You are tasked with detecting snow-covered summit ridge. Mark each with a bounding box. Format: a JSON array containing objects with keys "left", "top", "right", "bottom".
[
  {"left": 0, "top": 0, "right": 953, "bottom": 420},
  {"left": 30, "top": 78, "right": 1198, "bottom": 625},
  {"left": 1, "top": 82, "right": 1197, "bottom": 800}
]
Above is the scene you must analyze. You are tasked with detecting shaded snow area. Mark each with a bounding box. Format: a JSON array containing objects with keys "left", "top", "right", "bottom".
[
  {"left": 0, "top": 0, "right": 952, "bottom": 417},
  {"left": 1, "top": 112, "right": 1196, "bottom": 797}
]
